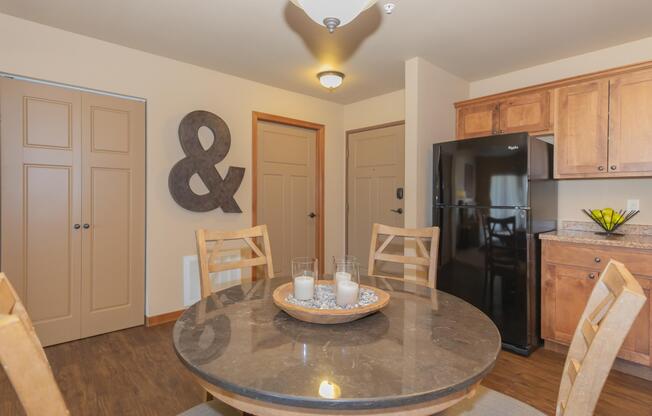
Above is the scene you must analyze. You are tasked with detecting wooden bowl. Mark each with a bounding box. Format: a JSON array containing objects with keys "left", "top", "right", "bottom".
[{"left": 272, "top": 280, "right": 390, "bottom": 324}]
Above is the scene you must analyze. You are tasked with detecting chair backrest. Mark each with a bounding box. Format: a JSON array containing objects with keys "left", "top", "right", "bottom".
[
  {"left": 556, "top": 260, "right": 646, "bottom": 416},
  {"left": 0, "top": 273, "right": 69, "bottom": 415},
  {"left": 196, "top": 225, "right": 275, "bottom": 298},
  {"left": 367, "top": 223, "right": 440, "bottom": 288}
]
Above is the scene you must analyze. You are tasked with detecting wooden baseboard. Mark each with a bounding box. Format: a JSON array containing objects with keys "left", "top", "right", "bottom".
[
  {"left": 146, "top": 309, "right": 185, "bottom": 327},
  {"left": 543, "top": 340, "right": 652, "bottom": 381}
]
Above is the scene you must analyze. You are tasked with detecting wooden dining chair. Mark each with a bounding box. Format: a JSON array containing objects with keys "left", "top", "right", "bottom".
[
  {"left": 0, "top": 273, "right": 241, "bottom": 416},
  {"left": 196, "top": 225, "right": 274, "bottom": 298},
  {"left": 442, "top": 259, "right": 647, "bottom": 416},
  {"left": 0, "top": 272, "right": 69, "bottom": 416},
  {"left": 368, "top": 223, "right": 440, "bottom": 288}
]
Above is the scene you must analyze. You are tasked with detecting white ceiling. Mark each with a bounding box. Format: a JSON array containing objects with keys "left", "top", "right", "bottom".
[{"left": 2, "top": 0, "right": 652, "bottom": 104}]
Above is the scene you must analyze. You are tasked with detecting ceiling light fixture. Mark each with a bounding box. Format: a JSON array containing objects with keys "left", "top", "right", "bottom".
[
  {"left": 290, "top": 0, "right": 378, "bottom": 33},
  {"left": 317, "top": 71, "right": 345, "bottom": 89}
]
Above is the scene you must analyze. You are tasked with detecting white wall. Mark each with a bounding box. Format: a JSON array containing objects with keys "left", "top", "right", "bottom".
[
  {"left": 0, "top": 13, "right": 346, "bottom": 316},
  {"left": 405, "top": 58, "right": 469, "bottom": 228},
  {"left": 342, "top": 89, "right": 405, "bottom": 131},
  {"left": 470, "top": 36, "right": 652, "bottom": 225}
]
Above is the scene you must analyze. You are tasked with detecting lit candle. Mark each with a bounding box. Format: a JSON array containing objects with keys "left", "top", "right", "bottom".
[
  {"left": 336, "top": 280, "right": 359, "bottom": 306},
  {"left": 293, "top": 275, "right": 315, "bottom": 300},
  {"left": 334, "top": 271, "right": 351, "bottom": 284}
]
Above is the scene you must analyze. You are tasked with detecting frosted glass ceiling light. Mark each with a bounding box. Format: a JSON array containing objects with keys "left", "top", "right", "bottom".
[
  {"left": 290, "top": 0, "right": 378, "bottom": 33},
  {"left": 318, "top": 71, "right": 344, "bottom": 89}
]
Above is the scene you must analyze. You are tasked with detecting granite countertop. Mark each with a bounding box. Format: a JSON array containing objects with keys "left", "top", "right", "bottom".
[
  {"left": 173, "top": 276, "right": 500, "bottom": 411},
  {"left": 539, "top": 221, "right": 652, "bottom": 250}
]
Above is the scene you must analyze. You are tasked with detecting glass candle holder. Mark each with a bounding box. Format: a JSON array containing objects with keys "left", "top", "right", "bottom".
[
  {"left": 335, "top": 261, "right": 360, "bottom": 307},
  {"left": 292, "top": 257, "right": 318, "bottom": 300}
]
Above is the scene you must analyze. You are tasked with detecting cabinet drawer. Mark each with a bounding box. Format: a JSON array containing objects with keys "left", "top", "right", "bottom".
[{"left": 543, "top": 240, "right": 652, "bottom": 276}]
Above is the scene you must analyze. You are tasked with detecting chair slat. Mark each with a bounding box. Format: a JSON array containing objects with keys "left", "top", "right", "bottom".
[
  {"left": 375, "top": 234, "right": 395, "bottom": 256},
  {"left": 208, "top": 256, "right": 267, "bottom": 273},
  {"left": 601, "top": 269, "right": 625, "bottom": 296},
  {"left": 375, "top": 253, "right": 430, "bottom": 266},
  {"left": 196, "top": 225, "right": 275, "bottom": 298},
  {"left": 581, "top": 319, "right": 598, "bottom": 347},
  {"left": 588, "top": 292, "right": 615, "bottom": 325},
  {"left": 368, "top": 223, "right": 440, "bottom": 289},
  {"left": 567, "top": 358, "right": 581, "bottom": 384},
  {"left": 244, "top": 237, "right": 264, "bottom": 258}
]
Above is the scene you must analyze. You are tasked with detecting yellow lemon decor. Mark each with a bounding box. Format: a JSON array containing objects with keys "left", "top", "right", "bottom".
[{"left": 583, "top": 208, "right": 639, "bottom": 235}]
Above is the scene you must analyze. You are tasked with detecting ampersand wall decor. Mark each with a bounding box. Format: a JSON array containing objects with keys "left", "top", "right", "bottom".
[{"left": 168, "top": 111, "right": 245, "bottom": 213}]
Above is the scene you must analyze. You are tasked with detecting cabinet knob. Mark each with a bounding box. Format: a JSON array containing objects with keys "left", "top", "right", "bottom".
[
  {"left": 83, "top": 223, "right": 90, "bottom": 229},
  {"left": 610, "top": 165, "right": 617, "bottom": 171},
  {"left": 597, "top": 166, "right": 605, "bottom": 171},
  {"left": 588, "top": 272, "right": 596, "bottom": 279},
  {"left": 594, "top": 257, "right": 601, "bottom": 263},
  {"left": 73, "top": 224, "right": 81, "bottom": 230}
]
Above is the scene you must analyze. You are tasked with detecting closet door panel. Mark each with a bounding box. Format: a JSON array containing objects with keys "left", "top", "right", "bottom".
[
  {"left": 0, "top": 78, "right": 82, "bottom": 346},
  {"left": 80, "top": 93, "right": 145, "bottom": 337}
]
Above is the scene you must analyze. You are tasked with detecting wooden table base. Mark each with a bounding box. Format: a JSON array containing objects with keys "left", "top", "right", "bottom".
[{"left": 195, "top": 375, "right": 478, "bottom": 416}]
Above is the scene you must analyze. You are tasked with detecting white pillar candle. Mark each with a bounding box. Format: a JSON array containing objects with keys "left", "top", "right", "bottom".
[
  {"left": 293, "top": 275, "right": 315, "bottom": 300},
  {"left": 334, "top": 271, "right": 351, "bottom": 284},
  {"left": 336, "top": 280, "right": 359, "bottom": 306}
]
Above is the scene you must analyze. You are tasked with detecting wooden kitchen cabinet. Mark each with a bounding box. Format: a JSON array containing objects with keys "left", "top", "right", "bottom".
[
  {"left": 456, "top": 102, "right": 498, "bottom": 139},
  {"left": 542, "top": 240, "right": 652, "bottom": 367},
  {"left": 498, "top": 91, "right": 550, "bottom": 134},
  {"left": 554, "top": 80, "right": 610, "bottom": 177},
  {"left": 455, "top": 61, "right": 652, "bottom": 177},
  {"left": 456, "top": 91, "right": 550, "bottom": 139},
  {"left": 609, "top": 68, "right": 652, "bottom": 174}
]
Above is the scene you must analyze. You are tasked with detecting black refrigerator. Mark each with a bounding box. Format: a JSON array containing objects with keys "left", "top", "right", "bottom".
[{"left": 433, "top": 133, "right": 557, "bottom": 355}]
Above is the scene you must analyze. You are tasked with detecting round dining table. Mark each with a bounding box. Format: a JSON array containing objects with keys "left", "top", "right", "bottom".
[{"left": 173, "top": 276, "right": 501, "bottom": 416}]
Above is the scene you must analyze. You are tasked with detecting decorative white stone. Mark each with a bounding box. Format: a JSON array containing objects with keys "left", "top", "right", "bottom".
[{"left": 286, "top": 284, "right": 378, "bottom": 310}]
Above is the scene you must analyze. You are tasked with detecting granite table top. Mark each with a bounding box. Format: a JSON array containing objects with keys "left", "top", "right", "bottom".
[{"left": 173, "top": 276, "right": 501, "bottom": 411}]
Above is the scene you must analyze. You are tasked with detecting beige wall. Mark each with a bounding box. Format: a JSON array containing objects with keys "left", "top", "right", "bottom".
[
  {"left": 342, "top": 89, "right": 405, "bottom": 131},
  {"left": 469, "top": 36, "right": 652, "bottom": 225},
  {"left": 405, "top": 57, "right": 469, "bottom": 229},
  {"left": 0, "top": 13, "right": 346, "bottom": 316}
]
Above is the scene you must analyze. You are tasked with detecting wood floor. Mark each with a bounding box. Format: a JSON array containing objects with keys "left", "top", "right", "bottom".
[{"left": 1, "top": 323, "right": 651, "bottom": 415}]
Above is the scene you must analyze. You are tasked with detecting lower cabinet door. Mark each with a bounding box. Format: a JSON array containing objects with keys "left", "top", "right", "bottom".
[{"left": 542, "top": 263, "right": 651, "bottom": 366}]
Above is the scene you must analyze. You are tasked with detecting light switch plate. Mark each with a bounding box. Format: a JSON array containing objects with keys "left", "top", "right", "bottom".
[{"left": 627, "top": 199, "right": 640, "bottom": 210}]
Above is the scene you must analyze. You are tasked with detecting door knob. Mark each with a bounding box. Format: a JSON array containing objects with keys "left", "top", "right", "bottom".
[
  {"left": 308, "top": 212, "right": 316, "bottom": 218},
  {"left": 73, "top": 224, "right": 81, "bottom": 230},
  {"left": 83, "top": 223, "right": 90, "bottom": 229},
  {"left": 390, "top": 208, "right": 403, "bottom": 214}
]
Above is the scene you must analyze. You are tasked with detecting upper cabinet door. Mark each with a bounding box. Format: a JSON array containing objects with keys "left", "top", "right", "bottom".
[
  {"left": 498, "top": 91, "right": 551, "bottom": 134},
  {"left": 609, "top": 69, "right": 652, "bottom": 174},
  {"left": 554, "top": 80, "right": 610, "bottom": 178},
  {"left": 456, "top": 102, "right": 498, "bottom": 139}
]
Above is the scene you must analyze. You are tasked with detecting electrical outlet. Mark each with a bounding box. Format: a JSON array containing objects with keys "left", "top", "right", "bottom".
[{"left": 627, "top": 199, "right": 640, "bottom": 210}]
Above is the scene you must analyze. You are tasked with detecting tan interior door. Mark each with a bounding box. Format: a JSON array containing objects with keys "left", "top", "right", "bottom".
[
  {"left": 347, "top": 124, "right": 405, "bottom": 275},
  {"left": 256, "top": 121, "right": 316, "bottom": 277},
  {"left": 0, "top": 78, "right": 83, "bottom": 346},
  {"left": 80, "top": 92, "right": 145, "bottom": 337}
]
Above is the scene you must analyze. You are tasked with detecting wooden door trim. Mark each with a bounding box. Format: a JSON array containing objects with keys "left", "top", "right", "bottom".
[
  {"left": 344, "top": 121, "right": 405, "bottom": 255},
  {"left": 252, "top": 112, "right": 325, "bottom": 275}
]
